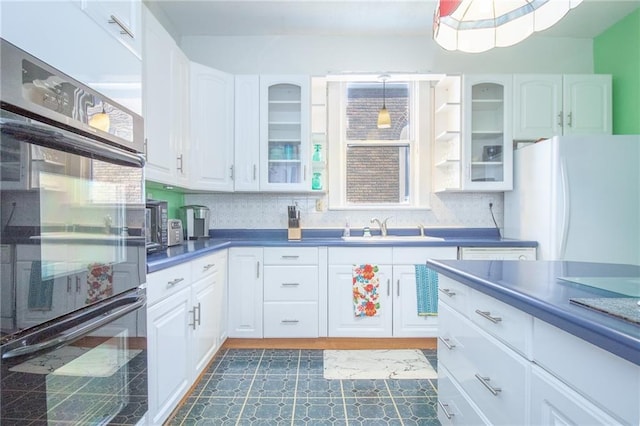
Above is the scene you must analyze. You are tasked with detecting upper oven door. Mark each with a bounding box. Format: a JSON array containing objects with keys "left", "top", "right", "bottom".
[{"left": 0, "top": 110, "right": 146, "bottom": 337}]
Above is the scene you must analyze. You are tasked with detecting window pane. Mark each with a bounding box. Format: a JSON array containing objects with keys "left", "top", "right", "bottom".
[
  {"left": 346, "top": 145, "right": 409, "bottom": 204},
  {"left": 346, "top": 83, "right": 410, "bottom": 141}
]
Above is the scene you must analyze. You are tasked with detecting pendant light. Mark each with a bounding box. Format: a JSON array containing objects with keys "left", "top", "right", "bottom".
[
  {"left": 89, "top": 104, "right": 110, "bottom": 132},
  {"left": 377, "top": 76, "right": 391, "bottom": 129}
]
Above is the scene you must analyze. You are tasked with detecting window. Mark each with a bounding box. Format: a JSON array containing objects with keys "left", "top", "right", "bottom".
[{"left": 327, "top": 78, "right": 432, "bottom": 210}]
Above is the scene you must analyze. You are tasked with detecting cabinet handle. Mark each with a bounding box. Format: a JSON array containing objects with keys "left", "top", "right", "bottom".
[
  {"left": 387, "top": 278, "right": 390, "bottom": 296},
  {"left": 253, "top": 164, "right": 257, "bottom": 180},
  {"left": 108, "top": 14, "right": 134, "bottom": 39},
  {"left": 67, "top": 276, "right": 72, "bottom": 293},
  {"left": 281, "top": 283, "right": 300, "bottom": 287},
  {"left": 177, "top": 154, "right": 183, "bottom": 173},
  {"left": 438, "top": 336, "right": 456, "bottom": 350},
  {"left": 281, "top": 255, "right": 299, "bottom": 260},
  {"left": 557, "top": 111, "right": 563, "bottom": 127},
  {"left": 189, "top": 306, "right": 197, "bottom": 330},
  {"left": 475, "top": 309, "right": 502, "bottom": 323},
  {"left": 76, "top": 276, "right": 81, "bottom": 293},
  {"left": 196, "top": 302, "right": 202, "bottom": 326},
  {"left": 256, "top": 261, "right": 260, "bottom": 278},
  {"left": 167, "top": 277, "right": 185, "bottom": 288},
  {"left": 438, "top": 288, "right": 456, "bottom": 297},
  {"left": 281, "top": 319, "right": 299, "bottom": 324},
  {"left": 475, "top": 374, "right": 502, "bottom": 396},
  {"left": 230, "top": 165, "right": 234, "bottom": 180},
  {"left": 567, "top": 112, "right": 573, "bottom": 127},
  {"left": 143, "top": 138, "right": 148, "bottom": 157},
  {"left": 202, "top": 263, "right": 215, "bottom": 271},
  {"left": 438, "top": 401, "right": 455, "bottom": 419},
  {"left": 397, "top": 279, "right": 400, "bottom": 296}
]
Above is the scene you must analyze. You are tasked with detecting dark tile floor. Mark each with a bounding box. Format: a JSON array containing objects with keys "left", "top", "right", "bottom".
[{"left": 166, "top": 348, "right": 440, "bottom": 426}]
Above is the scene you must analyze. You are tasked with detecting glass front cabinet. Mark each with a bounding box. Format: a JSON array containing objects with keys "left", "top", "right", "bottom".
[
  {"left": 259, "top": 76, "right": 310, "bottom": 191},
  {"left": 462, "top": 74, "right": 513, "bottom": 191}
]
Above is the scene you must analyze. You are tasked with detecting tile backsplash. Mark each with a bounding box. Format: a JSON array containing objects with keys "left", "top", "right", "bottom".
[{"left": 183, "top": 192, "right": 504, "bottom": 231}]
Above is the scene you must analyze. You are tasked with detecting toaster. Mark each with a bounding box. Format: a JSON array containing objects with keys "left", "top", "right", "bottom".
[{"left": 167, "top": 219, "right": 184, "bottom": 246}]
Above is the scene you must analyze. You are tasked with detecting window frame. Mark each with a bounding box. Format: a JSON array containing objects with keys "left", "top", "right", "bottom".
[{"left": 327, "top": 79, "right": 432, "bottom": 210}]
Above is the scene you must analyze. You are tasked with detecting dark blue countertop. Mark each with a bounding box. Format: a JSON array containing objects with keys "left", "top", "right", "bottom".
[
  {"left": 426, "top": 259, "right": 640, "bottom": 366},
  {"left": 146, "top": 228, "right": 537, "bottom": 273}
]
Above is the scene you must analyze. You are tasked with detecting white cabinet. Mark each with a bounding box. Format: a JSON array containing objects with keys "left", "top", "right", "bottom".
[
  {"left": 433, "top": 75, "right": 463, "bottom": 193},
  {"left": 142, "top": 6, "right": 190, "bottom": 187},
  {"left": 263, "top": 247, "right": 319, "bottom": 338},
  {"left": 260, "top": 75, "right": 311, "bottom": 191},
  {"left": 462, "top": 75, "right": 513, "bottom": 191},
  {"left": 513, "top": 74, "right": 612, "bottom": 140},
  {"left": 327, "top": 247, "right": 456, "bottom": 337},
  {"left": 190, "top": 62, "right": 235, "bottom": 191},
  {"left": 79, "top": 0, "right": 142, "bottom": 59},
  {"left": 458, "top": 247, "right": 536, "bottom": 260},
  {"left": 147, "top": 250, "right": 228, "bottom": 426},
  {"left": 227, "top": 247, "right": 263, "bottom": 338},
  {"left": 234, "top": 75, "right": 261, "bottom": 191}
]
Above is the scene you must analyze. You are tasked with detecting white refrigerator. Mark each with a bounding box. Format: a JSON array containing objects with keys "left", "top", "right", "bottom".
[{"left": 504, "top": 135, "right": 640, "bottom": 265}]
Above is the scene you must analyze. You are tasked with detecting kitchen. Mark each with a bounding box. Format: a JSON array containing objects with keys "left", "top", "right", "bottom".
[{"left": 1, "top": 1, "right": 639, "bottom": 425}]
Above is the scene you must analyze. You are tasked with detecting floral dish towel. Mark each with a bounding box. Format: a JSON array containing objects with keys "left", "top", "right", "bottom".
[
  {"left": 353, "top": 264, "right": 380, "bottom": 317},
  {"left": 87, "top": 263, "right": 114, "bottom": 304}
]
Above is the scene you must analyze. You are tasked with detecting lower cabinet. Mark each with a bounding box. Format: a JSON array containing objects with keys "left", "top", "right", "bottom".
[
  {"left": 228, "top": 247, "right": 264, "bottom": 338},
  {"left": 147, "top": 250, "right": 227, "bottom": 425}
]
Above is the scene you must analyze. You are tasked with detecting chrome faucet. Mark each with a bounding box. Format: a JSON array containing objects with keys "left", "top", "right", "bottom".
[
  {"left": 417, "top": 224, "right": 425, "bottom": 237},
  {"left": 371, "top": 217, "right": 390, "bottom": 237}
]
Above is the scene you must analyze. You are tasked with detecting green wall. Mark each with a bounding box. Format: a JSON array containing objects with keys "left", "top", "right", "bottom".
[
  {"left": 145, "top": 182, "right": 185, "bottom": 219},
  {"left": 594, "top": 8, "right": 640, "bottom": 135}
]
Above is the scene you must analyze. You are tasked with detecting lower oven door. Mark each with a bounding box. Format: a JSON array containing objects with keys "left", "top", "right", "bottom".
[{"left": 1, "top": 287, "right": 147, "bottom": 425}]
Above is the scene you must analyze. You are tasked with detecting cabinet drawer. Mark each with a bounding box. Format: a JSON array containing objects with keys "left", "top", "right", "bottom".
[
  {"left": 263, "top": 266, "right": 318, "bottom": 301},
  {"left": 190, "top": 251, "right": 222, "bottom": 281},
  {"left": 533, "top": 318, "right": 640, "bottom": 425},
  {"left": 147, "top": 263, "right": 191, "bottom": 306},
  {"left": 328, "top": 247, "right": 392, "bottom": 265},
  {"left": 264, "top": 247, "right": 318, "bottom": 265},
  {"left": 393, "top": 247, "right": 457, "bottom": 264},
  {"left": 438, "top": 364, "right": 488, "bottom": 426},
  {"left": 467, "top": 288, "right": 532, "bottom": 359},
  {"left": 263, "top": 302, "right": 318, "bottom": 338},
  {"left": 437, "top": 275, "right": 470, "bottom": 315},
  {"left": 439, "top": 302, "right": 529, "bottom": 425}
]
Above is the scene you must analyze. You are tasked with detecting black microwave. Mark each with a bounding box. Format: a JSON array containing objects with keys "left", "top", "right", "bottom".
[{"left": 146, "top": 199, "right": 168, "bottom": 253}]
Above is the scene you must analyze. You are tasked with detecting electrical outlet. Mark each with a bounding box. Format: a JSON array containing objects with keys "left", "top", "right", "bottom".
[{"left": 315, "top": 199, "right": 324, "bottom": 212}]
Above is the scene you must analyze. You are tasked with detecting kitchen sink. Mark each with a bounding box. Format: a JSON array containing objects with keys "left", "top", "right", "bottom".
[{"left": 341, "top": 235, "right": 444, "bottom": 242}]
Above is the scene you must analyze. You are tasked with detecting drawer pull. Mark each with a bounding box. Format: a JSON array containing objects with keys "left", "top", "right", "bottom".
[
  {"left": 475, "top": 309, "right": 502, "bottom": 323},
  {"left": 188, "top": 305, "right": 198, "bottom": 330},
  {"left": 475, "top": 374, "right": 502, "bottom": 396},
  {"left": 281, "top": 319, "right": 299, "bottom": 324},
  {"left": 167, "top": 277, "right": 185, "bottom": 288},
  {"left": 281, "top": 283, "right": 300, "bottom": 287},
  {"left": 438, "top": 401, "right": 454, "bottom": 419},
  {"left": 202, "top": 263, "right": 215, "bottom": 271},
  {"left": 281, "top": 255, "right": 300, "bottom": 259},
  {"left": 438, "top": 337, "right": 456, "bottom": 350},
  {"left": 439, "top": 288, "right": 456, "bottom": 297},
  {"left": 108, "top": 14, "right": 134, "bottom": 39},
  {"left": 195, "top": 302, "right": 201, "bottom": 326}
]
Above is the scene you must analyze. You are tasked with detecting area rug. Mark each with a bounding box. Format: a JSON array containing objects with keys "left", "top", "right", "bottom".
[
  {"left": 9, "top": 345, "right": 141, "bottom": 377},
  {"left": 323, "top": 349, "right": 437, "bottom": 379}
]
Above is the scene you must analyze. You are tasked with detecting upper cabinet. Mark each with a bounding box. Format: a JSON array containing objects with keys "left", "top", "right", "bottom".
[
  {"left": 462, "top": 74, "right": 513, "bottom": 191},
  {"left": 190, "top": 62, "right": 235, "bottom": 191},
  {"left": 143, "top": 6, "right": 190, "bottom": 187},
  {"left": 259, "top": 76, "right": 311, "bottom": 192},
  {"left": 513, "top": 74, "right": 612, "bottom": 140},
  {"left": 79, "top": 0, "right": 142, "bottom": 59},
  {"left": 432, "top": 75, "right": 462, "bottom": 192},
  {"left": 234, "top": 75, "right": 261, "bottom": 191}
]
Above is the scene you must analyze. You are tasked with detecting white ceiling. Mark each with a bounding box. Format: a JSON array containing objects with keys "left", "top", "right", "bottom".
[{"left": 148, "top": 0, "right": 639, "bottom": 40}]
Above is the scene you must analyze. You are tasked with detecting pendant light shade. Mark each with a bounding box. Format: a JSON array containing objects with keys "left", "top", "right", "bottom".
[
  {"left": 377, "top": 78, "right": 391, "bottom": 129},
  {"left": 433, "top": 0, "right": 584, "bottom": 53},
  {"left": 89, "top": 104, "right": 110, "bottom": 132}
]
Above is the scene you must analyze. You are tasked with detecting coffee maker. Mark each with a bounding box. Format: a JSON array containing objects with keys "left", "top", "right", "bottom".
[{"left": 179, "top": 205, "right": 211, "bottom": 240}]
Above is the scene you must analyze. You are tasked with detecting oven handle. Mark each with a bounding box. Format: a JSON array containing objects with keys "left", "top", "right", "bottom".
[{"left": 1, "top": 287, "right": 146, "bottom": 361}]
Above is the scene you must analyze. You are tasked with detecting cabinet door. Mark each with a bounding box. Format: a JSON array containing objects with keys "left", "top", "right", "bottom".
[
  {"left": 147, "top": 286, "right": 191, "bottom": 426},
  {"left": 143, "top": 7, "right": 178, "bottom": 185},
  {"left": 190, "top": 62, "right": 235, "bottom": 191},
  {"left": 228, "top": 247, "right": 263, "bottom": 338},
  {"left": 79, "top": 0, "right": 142, "bottom": 59},
  {"left": 563, "top": 75, "right": 612, "bottom": 136},
  {"left": 172, "top": 47, "right": 191, "bottom": 187},
  {"left": 512, "top": 74, "right": 562, "bottom": 140},
  {"left": 327, "top": 264, "right": 392, "bottom": 337},
  {"left": 191, "top": 274, "right": 218, "bottom": 378},
  {"left": 234, "top": 75, "right": 261, "bottom": 191},
  {"left": 15, "top": 262, "right": 71, "bottom": 329},
  {"left": 259, "top": 75, "right": 310, "bottom": 192},
  {"left": 463, "top": 75, "right": 513, "bottom": 191},
  {"left": 392, "top": 265, "right": 438, "bottom": 337}
]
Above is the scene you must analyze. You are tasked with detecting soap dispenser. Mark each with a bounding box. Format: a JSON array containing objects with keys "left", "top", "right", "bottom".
[{"left": 343, "top": 218, "right": 351, "bottom": 237}]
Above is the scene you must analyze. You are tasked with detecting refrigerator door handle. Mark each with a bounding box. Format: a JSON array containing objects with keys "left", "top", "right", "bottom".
[
  {"left": 558, "top": 159, "right": 571, "bottom": 259},
  {"left": 1, "top": 287, "right": 146, "bottom": 361}
]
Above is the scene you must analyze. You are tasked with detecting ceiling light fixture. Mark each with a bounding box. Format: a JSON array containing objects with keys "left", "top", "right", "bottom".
[
  {"left": 377, "top": 75, "right": 391, "bottom": 129},
  {"left": 433, "top": 0, "right": 584, "bottom": 53}
]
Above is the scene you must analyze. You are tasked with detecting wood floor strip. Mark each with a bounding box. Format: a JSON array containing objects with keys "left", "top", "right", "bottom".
[{"left": 222, "top": 337, "right": 437, "bottom": 350}]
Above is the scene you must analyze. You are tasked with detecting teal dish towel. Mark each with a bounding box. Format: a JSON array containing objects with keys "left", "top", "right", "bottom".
[
  {"left": 415, "top": 265, "right": 438, "bottom": 316},
  {"left": 28, "top": 261, "right": 54, "bottom": 311}
]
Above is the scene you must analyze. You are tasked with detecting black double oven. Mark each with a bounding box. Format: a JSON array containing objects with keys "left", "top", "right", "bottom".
[{"left": 0, "top": 39, "right": 148, "bottom": 425}]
